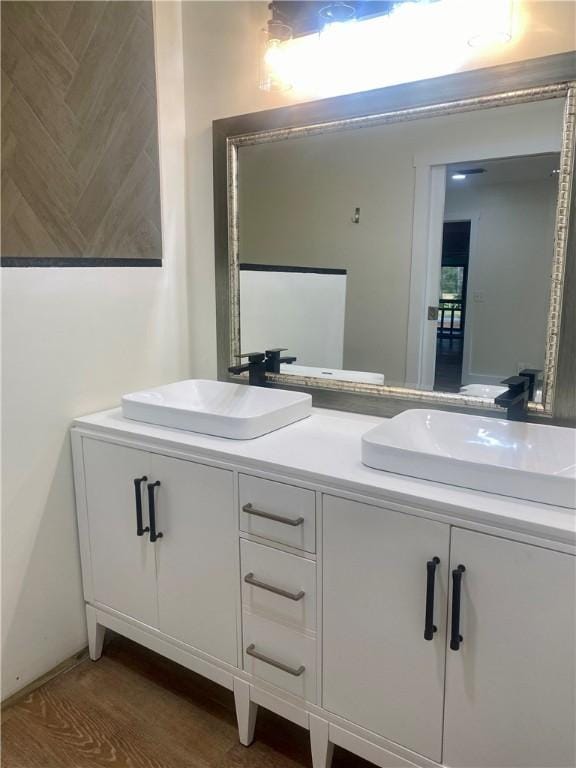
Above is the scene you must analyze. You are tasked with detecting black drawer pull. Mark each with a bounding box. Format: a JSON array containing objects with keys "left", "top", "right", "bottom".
[
  {"left": 450, "top": 564, "right": 466, "bottom": 651},
  {"left": 133, "top": 476, "right": 149, "bottom": 536},
  {"left": 147, "top": 481, "right": 163, "bottom": 543},
  {"left": 424, "top": 556, "right": 440, "bottom": 641}
]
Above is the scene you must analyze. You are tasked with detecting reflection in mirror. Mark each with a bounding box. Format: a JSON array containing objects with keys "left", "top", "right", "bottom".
[
  {"left": 435, "top": 153, "right": 560, "bottom": 401},
  {"left": 236, "top": 97, "right": 564, "bottom": 402},
  {"left": 239, "top": 263, "right": 386, "bottom": 384}
]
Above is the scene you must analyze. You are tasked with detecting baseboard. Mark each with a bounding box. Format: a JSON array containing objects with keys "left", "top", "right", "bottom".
[{"left": 1, "top": 647, "right": 89, "bottom": 710}]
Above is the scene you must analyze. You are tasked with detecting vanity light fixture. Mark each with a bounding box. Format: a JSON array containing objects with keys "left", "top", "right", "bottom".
[
  {"left": 259, "top": 3, "right": 293, "bottom": 92},
  {"left": 467, "top": 0, "right": 513, "bottom": 48},
  {"left": 451, "top": 173, "right": 467, "bottom": 181},
  {"left": 257, "top": 0, "right": 514, "bottom": 99}
]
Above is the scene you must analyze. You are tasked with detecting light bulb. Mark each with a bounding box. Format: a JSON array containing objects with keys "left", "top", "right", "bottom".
[
  {"left": 259, "top": 20, "right": 293, "bottom": 92},
  {"left": 467, "top": 0, "right": 513, "bottom": 47},
  {"left": 318, "top": 2, "right": 357, "bottom": 42}
]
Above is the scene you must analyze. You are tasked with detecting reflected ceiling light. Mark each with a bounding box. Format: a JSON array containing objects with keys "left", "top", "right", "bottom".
[
  {"left": 451, "top": 168, "right": 486, "bottom": 180},
  {"left": 259, "top": 4, "right": 293, "bottom": 92}
]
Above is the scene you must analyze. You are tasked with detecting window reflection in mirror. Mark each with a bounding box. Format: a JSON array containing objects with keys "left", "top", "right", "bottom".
[{"left": 236, "top": 98, "right": 564, "bottom": 399}]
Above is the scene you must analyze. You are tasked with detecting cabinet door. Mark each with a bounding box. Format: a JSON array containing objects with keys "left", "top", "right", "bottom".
[
  {"left": 83, "top": 439, "right": 157, "bottom": 626},
  {"left": 323, "top": 495, "right": 450, "bottom": 762},
  {"left": 153, "top": 455, "right": 237, "bottom": 665},
  {"left": 444, "top": 528, "right": 576, "bottom": 768}
]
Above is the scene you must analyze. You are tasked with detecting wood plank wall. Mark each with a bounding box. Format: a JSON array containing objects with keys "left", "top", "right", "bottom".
[{"left": 1, "top": 1, "right": 162, "bottom": 266}]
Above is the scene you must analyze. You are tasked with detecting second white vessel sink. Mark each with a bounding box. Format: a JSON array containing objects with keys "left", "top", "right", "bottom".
[
  {"left": 122, "top": 379, "right": 312, "bottom": 439},
  {"left": 362, "top": 409, "right": 576, "bottom": 508}
]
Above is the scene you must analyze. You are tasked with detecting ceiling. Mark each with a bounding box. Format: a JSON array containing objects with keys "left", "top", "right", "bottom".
[{"left": 446, "top": 153, "right": 561, "bottom": 189}]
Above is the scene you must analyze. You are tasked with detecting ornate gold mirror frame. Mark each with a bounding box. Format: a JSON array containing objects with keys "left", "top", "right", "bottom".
[{"left": 214, "top": 54, "right": 576, "bottom": 421}]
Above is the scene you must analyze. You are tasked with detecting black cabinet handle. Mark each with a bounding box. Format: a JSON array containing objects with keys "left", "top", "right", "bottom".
[
  {"left": 133, "top": 476, "right": 149, "bottom": 536},
  {"left": 450, "top": 564, "right": 466, "bottom": 651},
  {"left": 424, "top": 556, "right": 440, "bottom": 641},
  {"left": 147, "top": 481, "right": 163, "bottom": 543}
]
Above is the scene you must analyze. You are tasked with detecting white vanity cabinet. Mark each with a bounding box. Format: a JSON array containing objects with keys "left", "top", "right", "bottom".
[
  {"left": 323, "top": 495, "right": 451, "bottom": 762},
  {"left": 72, "top": 410, "right": 575, "bottom": 768},
  {"left": 323, "top": 495, "right": 576, "bottom": 768},
  {"left": 443, "top": 528, "right": 576, "bottom": 768},
  {"left": 83, "top": 439, "right": 159, "bottom": 627},
  {"left": 81, "top": 437, "right": 237, "bottom": 666}
]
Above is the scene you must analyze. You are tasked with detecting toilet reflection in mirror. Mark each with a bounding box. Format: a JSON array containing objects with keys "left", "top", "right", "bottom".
[{"left": 236, "top": 96, "right": 564, "bottom": 399}]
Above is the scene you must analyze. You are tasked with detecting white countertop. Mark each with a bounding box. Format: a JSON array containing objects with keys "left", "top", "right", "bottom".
[{"left": 73, "top": 407, "right": 576, "bottom": 548}]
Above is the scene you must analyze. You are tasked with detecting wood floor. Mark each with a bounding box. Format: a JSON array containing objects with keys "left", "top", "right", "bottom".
[
  {"left": 1, "top": 636, "right": 371, "bottom": 768},
  {"left": 433, "top": 337, "right": 464, "bottom": 393}
]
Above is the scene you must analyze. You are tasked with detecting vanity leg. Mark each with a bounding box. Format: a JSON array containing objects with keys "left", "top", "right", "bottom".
[
  {"left": 310, "top": 714, "right": 334, "bottom": 768},
  {"left": 86, "top": 605, "right": 106, "bottom": 661},
  {"left": 233, "top": 678, "right": 258, "bottom": 746}
]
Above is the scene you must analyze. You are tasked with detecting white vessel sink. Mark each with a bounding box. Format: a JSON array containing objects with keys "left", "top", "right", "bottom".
[
  {"left": 122, "top": 379, "right": 312, "bottom": 439},
  {"left": 362, "top": 409, "right": 576, "bottom": 508}
]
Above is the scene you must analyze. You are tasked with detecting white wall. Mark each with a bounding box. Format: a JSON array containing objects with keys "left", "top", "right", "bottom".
[
  {"left": 182, "top": 0, "right": 576, "bottom": 382},
  {"left": 0, "top": 1, "right": 189, "bottom": 699},
  {"left": 240, "top": 269, "right": 347, "bottom": 367},
  {"left": 445, "top": 174, "right": 558, "bottom": 383},
  {"left": 182, "top": 3, "right": 289, "bottom": 381}
]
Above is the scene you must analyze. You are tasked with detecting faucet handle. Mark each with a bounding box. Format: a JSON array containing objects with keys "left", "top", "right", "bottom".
[
  {"left": 519, "top": 369, "right": 541, "bottom": 400},
  {"left": 265, "top": 348, "right": 296, "bottom": 373},
  {"left": 500, "top": 375, "right": 529, "bottom": 390},
  {"left": 236, "top": 352, "right": 265, "bottom": 363}
]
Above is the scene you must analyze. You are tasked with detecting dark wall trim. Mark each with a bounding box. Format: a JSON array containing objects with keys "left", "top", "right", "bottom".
[
  {"left": 1, "top": 258, "right": 163, "bottom": 268},
  {"left": 240, "top": 263, "right": 347, "bottom": 275},
  {"left": 214, "top": 52, "right": 576, "bottom": 424}
]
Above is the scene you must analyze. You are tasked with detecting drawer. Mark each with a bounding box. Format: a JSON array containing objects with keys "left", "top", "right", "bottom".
[
  {"left": 243, "top": 612, "right": 316, "bottom": 702},
  {"left": 241, "top": 539, "right": 317, "bottom": 632},
  {"left": 239, "top": 474, "right": 316, "bottom": 552}
]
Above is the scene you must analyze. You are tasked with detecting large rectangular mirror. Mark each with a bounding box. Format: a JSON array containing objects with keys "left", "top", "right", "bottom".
[{"left": 218, "top": 72, "right": 575, "bottom": 417}]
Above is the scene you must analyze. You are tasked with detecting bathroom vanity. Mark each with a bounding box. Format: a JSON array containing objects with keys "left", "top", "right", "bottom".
[
  {"left": 66, "top": 49, "right": 576, "bottom": 768},
  {"left": 72, "top": 404, "right": 576, "bottom": 768}
]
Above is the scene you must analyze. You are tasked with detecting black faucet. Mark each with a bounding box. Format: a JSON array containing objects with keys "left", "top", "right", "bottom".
[
  {"left": 494, "top": 369, "right": 541, "bottom": 421},
  {"left": 228, "top": 348, "right": 298, "bottom": 386},
  {"left": 228, "top": 352, "right": 267, "bottom": 386},
  {"left": 265, "top": 348, "right": 297, "bottom": 373},
  {"left": 516, "top": 368, "right": 540, "bottom": 400}
]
